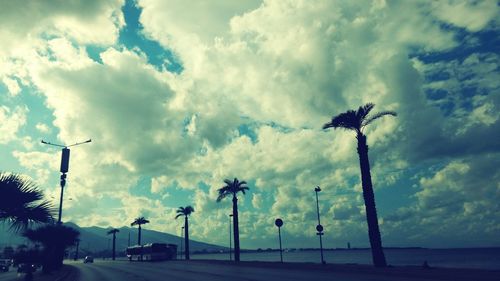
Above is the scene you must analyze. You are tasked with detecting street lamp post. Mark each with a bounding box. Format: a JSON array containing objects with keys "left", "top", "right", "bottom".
[
  {"left": 315, "top": 186, "right": 325, "bottom": 264},
  {"left": 74, "top": 239, "right": 80, "bottom": 261},
  {"left": 41, "top": 139, "right": 91, "bottom": 224},
  {"left": 180, "top": 226, "right": 184, "bottom": 260},
  {"left": 229, "top": 214, "right": 233, "bottom": 261},
  {"left": 275, "top": 218, "right": 284, "bottom": 263}
]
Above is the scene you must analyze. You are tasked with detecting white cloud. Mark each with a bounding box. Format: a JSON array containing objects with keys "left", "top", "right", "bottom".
[
  {"left": 0, "top": 105, "right": 28, "bottom": 144},
  {"left": 2, "top": 0, "right": 498, "bottom": 249},
  {"left": 2, "top": 77, "right": 21, "bottom": 96},
  {"left": 35, "top": 123, "right": 50, "bottom": 134},
  {"left": 252, "top": 193, "right": 263, "bottom": 209},
  {"left": 431, "top": 1, "right": 499, "bottom": 32},
  {"left": 384, "top": 155, "right": 500, "bottom": 247}
]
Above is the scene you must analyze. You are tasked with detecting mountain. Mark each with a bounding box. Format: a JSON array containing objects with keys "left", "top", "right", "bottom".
[{"left": 1, "top": 222, "right": 225, "bottom": 256}]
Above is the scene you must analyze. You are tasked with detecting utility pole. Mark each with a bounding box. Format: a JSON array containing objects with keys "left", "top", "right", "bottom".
[
  {"left": 41, "top": 139, "right": 91, "bottom": 224},
  {"left": 315, "top": 186, "right": 325, "bottom": 264},
  {"left": 229, "top": 214, "right": 233, "bottom": 261}
]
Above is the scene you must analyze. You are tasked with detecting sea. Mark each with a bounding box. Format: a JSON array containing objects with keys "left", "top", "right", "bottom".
[{"left": 191, "top": 248, "right": 500, "bottom": 270}]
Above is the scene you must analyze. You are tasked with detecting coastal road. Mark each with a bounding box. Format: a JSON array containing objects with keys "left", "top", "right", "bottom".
[
  {"left": 68, "top": 259, "right": 500, "bottom": 281},
  {"left": 0, "top": 269, "right": 18, "bottom": 281},
  {"left": 2, "top": 260, "right": 499, "bottom": 281}
]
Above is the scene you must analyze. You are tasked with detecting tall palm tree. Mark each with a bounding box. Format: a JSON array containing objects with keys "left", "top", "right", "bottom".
[
  {"left": 323, "top": 103, "right": 396, "bottom": 267},
  {"left": 0, "top": 172, "right": 53, "bottom": 231},
  {"left": 24, "top": 224, "right": 79, "bottom": 273},
  {"left": 175, "top": 206, "right": 194, "bottom": 260},
  {"left": 107, "top": 228, "right": 119, "bottom": 260},
  {"left": 131, "top": 217, "right": 149, "bottom": 245},
  {"left": 216, "top": 178, "right": 249, "bottom": 262}
]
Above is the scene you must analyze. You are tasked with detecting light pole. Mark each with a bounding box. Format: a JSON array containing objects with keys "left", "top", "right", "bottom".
[
  {"left": 74, "top": 239, "right": 80, "bottom": 261},
  {"left": 229, "top": 214, "right": 233, "bottom": 261},
  {"left": 180, "top": 226, "right": 184, "bottom": 260},
  {"left": 41, "top": 139, "right": 91, "bottom": 224},
  {"left": 315, "top": 186, "right": 325, "bottom": 264},
  {"left": 275, "top": 218, "right": 284, "bottom": 263}
]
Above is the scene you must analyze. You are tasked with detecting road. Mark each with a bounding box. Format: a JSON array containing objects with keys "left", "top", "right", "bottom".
[
  {"left": 0, "top": 269, "right": 18, "bottom": 281},
  {"left": 1, "top": 260, "right": 499, "bottom": 281},
  {"left": 73, "top": 260, "right": 352, "bottom": 281}
]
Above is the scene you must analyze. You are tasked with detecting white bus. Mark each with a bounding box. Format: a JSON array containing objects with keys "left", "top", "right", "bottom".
[{"left": 126, "top": 243, "right": 177, "bottom": 261}]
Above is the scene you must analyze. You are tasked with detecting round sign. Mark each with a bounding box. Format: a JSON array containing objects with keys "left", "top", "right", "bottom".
[
  {"left": 275, "top": 218, "right": 283, "bottom": 227},
  {"left": 316, "top": 224, "right": 323, "bottom": 232}
]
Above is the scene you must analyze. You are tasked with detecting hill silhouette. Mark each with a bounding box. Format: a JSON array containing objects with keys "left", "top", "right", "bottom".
[{"left": 0, "top": 222, "right": 225, "bottom": 256}]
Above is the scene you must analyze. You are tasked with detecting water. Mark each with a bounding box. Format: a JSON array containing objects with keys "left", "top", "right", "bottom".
[{"left": 191, "top": 248, "right": 500, "bottom": 270}]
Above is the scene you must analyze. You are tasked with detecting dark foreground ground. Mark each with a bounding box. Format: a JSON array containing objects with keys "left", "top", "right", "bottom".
[{"left": 1, "top": 259, "right": 499, "bottom": 281}]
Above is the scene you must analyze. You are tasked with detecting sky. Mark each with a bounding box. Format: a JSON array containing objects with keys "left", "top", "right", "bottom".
[{"left": 0, "top": 0, "right": 499, "bottom": 250}]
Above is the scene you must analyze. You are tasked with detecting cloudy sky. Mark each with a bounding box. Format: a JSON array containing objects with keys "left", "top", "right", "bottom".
[{"left": 1, "top": 0, "right": 499, "bottom": 249}]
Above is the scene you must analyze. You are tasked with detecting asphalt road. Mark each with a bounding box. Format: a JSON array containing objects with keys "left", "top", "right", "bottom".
[
  {"left": 0, "top": 269, "right": 18, "bottom": 281},
  {"left": 72, "top": 260, "right": 345, "bottom": 281},
  {"left": 2, "top": 260, "right": 499, "bottom": 281},
  {"left": 67, "top": 260, "right": 445, "bottom": 281}
]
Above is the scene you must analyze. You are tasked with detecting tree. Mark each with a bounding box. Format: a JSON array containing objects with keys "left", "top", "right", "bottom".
[
  {"left": 175, "top": 206, "right": 194, "bottom": 260},
  {"left": 323, "top": 103, "right": 396, "bottom": 267},
  {"left": 107, "top": 228, "right": 119, "bottom": 260},
  {"left": 0, "top": 173, "right": 53, "bottom": 231},
  {"left": 216, "top": 178, "right": 249, "bottom": 262},
  {"left": 24, "top": 224, "right": 79, "bottom": 273},
  {"left": 131, "top": 217, "right": 149, "bottom": 245}
]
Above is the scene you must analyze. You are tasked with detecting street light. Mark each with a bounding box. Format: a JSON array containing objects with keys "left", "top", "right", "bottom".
[
  {"left": 180, "top": 226, "right": 184, "bottom": 260},
  {"left": 275, "top": 218, "right": 284, "bottom": 263},
  {"left": 41, "top": 139, "right": 91, "bottom": 224},
  {"left": 74, "top": 239, "right": 80, "bottom": 261},
  {"left": 315, "top": 186, "right": 325, "bottom": 264},
  {"left": 229, "top": 214, "right": 233, "bottom": 261}
]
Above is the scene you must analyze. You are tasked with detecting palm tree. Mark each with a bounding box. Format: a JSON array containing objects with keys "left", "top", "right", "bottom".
[
  {"left": 0, "top": 172, "right": 53, "bottom": 231},
  {"left": 175, "top": 206, "right": 194, "bottom": 260},
  {"left": 216, "top": 178, "right": 249, "bottom": 262},
  {"left": 131, "top": 217, "right": 149, "bottom": 245},
  {"left": 323, "top": 103, "right": 396, "bottom": 267},
  {"left": 107, "top": 228, "right": 119, "bottom": 260},
  {"left": 24, "top": 224, "right": 79, "bottom": 273}
]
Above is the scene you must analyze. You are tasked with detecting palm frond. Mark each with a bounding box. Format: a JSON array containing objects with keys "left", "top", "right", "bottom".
[
  {"left": 216, "top": 189, "right": 230, "bottom": 202},
  {"left": 185, "top": 206, "right": 194, "bottom": 214},
  {"left": 323, "top": 110, "right": 359, "bottom": 132},
  {"left": 131, "top": 216, "right": 149, "bottom": 226},
  {"left": 357, "top": 103, "right": 375, "bottom": 120},
  {"left": 217, "top": 178, "right": 249, "bottom": 202},
  {"left": 176, "top": 205, "right": 194, "bottom": 217},
  {"left": 362, "top": 111, "right": 397, "bottom": 128},
  {"left": 107, "top": 228, "right": 119, "bottom": 235},
  {"left": 0, "top": 173, "right": 54, "bottom": 231}
]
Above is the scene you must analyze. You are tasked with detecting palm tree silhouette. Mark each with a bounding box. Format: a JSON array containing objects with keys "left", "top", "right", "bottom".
[
  {"left": 107, "top": 228, "right": 119, "bottom": 260},
  {"left": 216, "top": 178, "right": 249, "bottom": 262},
  {"left": 323, "top": 103, "right": 396, "bottom": 267},
  {"left": 24, "top": 224, "right": 79, "bottom": 273},
  {"left": 131, "top": 217, "right": 149, "bottom": 245},
  {"left": 175, "top": 206, "right": 194, "bottom": 260},
  {"left": 0, "top": 172, "right": 53, "bottom": 231}
]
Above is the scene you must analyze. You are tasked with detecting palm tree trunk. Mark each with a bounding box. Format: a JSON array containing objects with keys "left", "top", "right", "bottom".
[
  {"left": 138, "top": 225, "right": 141, "bottom": 245},
  {"left": 357, "top": 134, "right": 387, "bottom": 267},
  {"left": 112, "top": 233, "right": 116, "bottom": 260},
  {"left": 185, "top": 216, "right": 190, "bottom": 260},
  {"left": 232, "top": 196, "right": 240, "bottom": 262}
]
